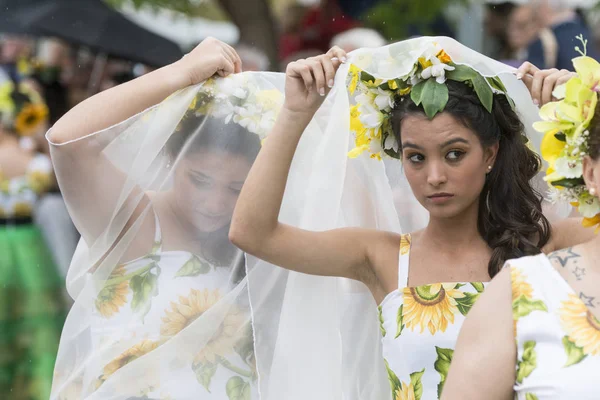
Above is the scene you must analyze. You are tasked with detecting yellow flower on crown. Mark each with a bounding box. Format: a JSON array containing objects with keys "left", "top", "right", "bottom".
[
  {"left": 534, "top": 36, "right": 600, "bottom": 231},
  {"left": 346, "top": 40, "right": 507, "bottom": 161}
]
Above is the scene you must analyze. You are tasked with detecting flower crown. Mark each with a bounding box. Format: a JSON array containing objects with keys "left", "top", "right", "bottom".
[
  {"left": 347, "top": 42, "right": 513, "bottom": 160},
  {"left": 0, "top": 80, "right": 48, "bottom": 137},
  {"left": 187, "top": 74, "right": 284, "bottom": 140},
  {"left": 534, "top": 36, "right": 600, "bottom": 230}
]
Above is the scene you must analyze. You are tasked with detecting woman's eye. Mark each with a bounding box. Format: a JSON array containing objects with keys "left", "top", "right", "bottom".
[
  {"left": 407, "top": 153, "right": 425, "bottom": 163},
  {"left": 446, "top": 150, "right": 464, "bottom": 161},
  {"left": 190, "top": 176, "right": 211, "bottom": 187}
]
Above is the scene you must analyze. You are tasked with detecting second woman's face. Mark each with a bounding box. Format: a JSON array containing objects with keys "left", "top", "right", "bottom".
[
  {"left": 173, "top": 148, "right": 251, "bottom": 233},
  {"left": 400, "top": 113, "right": 497, "bottom": 220}
]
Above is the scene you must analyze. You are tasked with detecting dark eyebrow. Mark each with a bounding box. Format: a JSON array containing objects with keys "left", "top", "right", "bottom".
[
  {"left": 189, "top": 171, "right": 210, "bottom": 179},
  {"left": 402, "top": 141, "right": 423, "bottom": 150},
  {"left": 441, "top": 138, "right": 470, "bottom": 147}
]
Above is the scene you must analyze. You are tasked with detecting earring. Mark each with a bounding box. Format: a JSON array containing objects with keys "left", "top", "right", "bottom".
[
  {"left": 487, "top": 165, "right": 492, "bottom": 173},
  {"left": 590, "top": 187, "right": 597, "bottom": 196}
]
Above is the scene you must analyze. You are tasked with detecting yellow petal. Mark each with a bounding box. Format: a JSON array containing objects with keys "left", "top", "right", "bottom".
[
  {"left": 540, "top": 131, "right": 566, "bottom": 164},
  {"left": 348, "top": 144, "right": 370, "bottom": 158},
  {"left": 572, "top": 56, "right": 600, "bottom": 90}
]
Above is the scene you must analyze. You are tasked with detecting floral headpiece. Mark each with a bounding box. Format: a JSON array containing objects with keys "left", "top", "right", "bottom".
[
  {"left": 0, "top": 80, "right": 48, "bottom": 136},
  {"left": 347, "top": 42, "right": 512, "bottom": 160},
  {"left": 534, "top": 36, "right": 600, "bottom": 230},
  {"left": 187, "top": 74, "right": 284, "bottom": 140}
]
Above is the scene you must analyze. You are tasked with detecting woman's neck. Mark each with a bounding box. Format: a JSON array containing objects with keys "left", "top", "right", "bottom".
[
  {"left": 422, "top": 200, "right": 485, "bottom": 252},
  {"left": 582, "top": 234, "right": 600, "bottom": 273}
]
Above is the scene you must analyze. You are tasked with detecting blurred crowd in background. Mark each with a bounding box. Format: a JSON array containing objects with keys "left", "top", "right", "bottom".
[{"left": 0, "top": 0, "right": 599, "bottom": 398}]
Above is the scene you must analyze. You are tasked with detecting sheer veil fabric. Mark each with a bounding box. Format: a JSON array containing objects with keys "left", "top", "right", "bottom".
[{"left": 49, "top": 37, "right": 568, "bottom": 400}]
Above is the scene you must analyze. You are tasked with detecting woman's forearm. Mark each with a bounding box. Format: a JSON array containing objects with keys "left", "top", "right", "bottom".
[
  {"left": 48, "top": 62, "right": 190, "bottom": 144},
  {"left": 229, "top": 108, "right": 313, "bottom": 250}
]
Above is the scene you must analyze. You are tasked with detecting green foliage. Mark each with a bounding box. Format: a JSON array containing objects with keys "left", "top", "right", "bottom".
[{"left": 361, "top": 0, "right": 468, "bottom": 41}]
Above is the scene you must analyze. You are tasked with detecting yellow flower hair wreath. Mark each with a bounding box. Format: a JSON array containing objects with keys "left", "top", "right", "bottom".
[
  {"left": 534, "top": 36, "right": 600, "bottom": 230},
  {"left": 347, "top": 42, "right": 515, "bottom": 160},
  {"left": 0, "top": 80, "right": 48, "bottom": 136}
]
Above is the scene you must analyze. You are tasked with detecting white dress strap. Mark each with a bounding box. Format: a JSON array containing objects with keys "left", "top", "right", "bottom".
[{"left": 398, "top": 234, "right": 411, "bottom": 288}]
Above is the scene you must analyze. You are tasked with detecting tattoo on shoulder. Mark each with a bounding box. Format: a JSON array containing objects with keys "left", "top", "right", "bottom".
[
  {"left": 580, "top": 292, "right": 597, "bottom": 308},
  {"left": 548, "top": 247, "right": 581, "bottom": 267}
]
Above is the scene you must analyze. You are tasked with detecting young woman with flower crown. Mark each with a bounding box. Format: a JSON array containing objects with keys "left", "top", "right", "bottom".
[
  {"left": 442, "top": 52, "right": 600, "bottom": 400},
  {"left": 230, "top": 41, "right": 595, "bottom": 399},
  {"left": 46, "top": 38, "right": 282, "bottom": 399},
  {"left": 0, "top": 77, "right": 67, "bottom": 400}
]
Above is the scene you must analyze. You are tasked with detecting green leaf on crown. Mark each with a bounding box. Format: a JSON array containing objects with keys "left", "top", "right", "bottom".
[
  {"left": 562, "top": 335, "right": 588, "bottom": 367},
  {"left": 550, "top": 177, "right": 586, "bottom": 188},
  {"left": 471, "top": 74, "right": 494, "bottom": 113},
  {"left": 554, "top": 132, "right": 567, "bottom": 142},
  {"left": 446, "top": 64, "right": 478, "bottom": 82},
  {"left": 526, "top": 393, "right": 540, "bottom": 400},
  {"left": 360, "top": 71, "right": 376, "bottom": 84},
  {"left": 411, "top": 79, "right": 449, "bottom": 119}
]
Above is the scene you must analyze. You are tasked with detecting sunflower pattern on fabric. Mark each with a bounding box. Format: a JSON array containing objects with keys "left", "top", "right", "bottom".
[
  {"left": 380, "top": 234, "right": 486, "bottom": 399},
  {"left": 509, "top": 254, "right": 600, "bottom": 400},
  {"left": 85, "top": 217, "right": 257, "bottom": 398}
]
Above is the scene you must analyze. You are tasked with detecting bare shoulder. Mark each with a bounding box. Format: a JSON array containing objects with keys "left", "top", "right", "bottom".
[{"left": 544, "top": 218, "right": 594, "bottom": 253}]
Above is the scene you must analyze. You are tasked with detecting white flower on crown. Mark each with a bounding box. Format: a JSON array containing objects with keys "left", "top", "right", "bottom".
[
  {"left": 384, "top": 133, "right": 399, "bottom": 153},
  {"left": 356, "top": 94, "right": 385, "bottom": 130},
  {"left": 578, "top": 193, "right": 600, "bottom": 218},
  {"left": 418, "top": 43, "right": 455, "bottom": 84},
  {"left": 553, "top": 156, "right": 583, "bottom": 179}
]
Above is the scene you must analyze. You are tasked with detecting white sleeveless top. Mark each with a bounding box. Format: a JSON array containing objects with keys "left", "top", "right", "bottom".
[
  {"left": 379, "top": 234, "right": 488, "bottom": 400},
  {"left": 507, "top": 254, "right": 600, "bottom": 399},
  {"left": 88, "top": 212, "right": 256, "bottom": 399}
]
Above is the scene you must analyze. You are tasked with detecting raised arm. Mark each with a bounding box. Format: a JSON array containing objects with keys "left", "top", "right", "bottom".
[
  {"left": 441, "top": 268, "right": 515, "bottom": 400},
  {"left": 47, "top": 38, "right": 242, "bottom": 244},
  {"left": 49, "top": 38, "right": 241, "bottom": 144},
  {"left": 544, "top": 218, "right": 596, "bottom": 253},
  {"left": 229, "top": 48, "right": 394, "bottom": 297}
]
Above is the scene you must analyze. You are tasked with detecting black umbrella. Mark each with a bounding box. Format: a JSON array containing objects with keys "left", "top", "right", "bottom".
[{"left": 0, "top": 0, "right": 183, "bottom": 67}]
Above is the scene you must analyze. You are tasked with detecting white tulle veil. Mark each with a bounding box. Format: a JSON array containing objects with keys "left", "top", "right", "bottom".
[{"left": 49, "top": 36, "right": 570, "bottom": 400}]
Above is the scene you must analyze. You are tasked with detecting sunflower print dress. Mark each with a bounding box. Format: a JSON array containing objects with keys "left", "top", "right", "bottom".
[
  {"left": 507, "top": 254, "right": 600, "bottom": 400},
  {"left": 379, "top": 234, "right": 487, "bottom": 400},
  {"left": 86, "top": 212, "right": 256, "bottom": 399}
]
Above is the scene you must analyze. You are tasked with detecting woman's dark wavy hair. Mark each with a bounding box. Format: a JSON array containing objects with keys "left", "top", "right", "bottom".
[
  {"left": 391, "top": 80, "right": 552, "bottom": 277},
  {"left": 166, "top": 112, "right": 260, "bottom": 278},
  {"left": 587, "top": 100, "right": 600, "bottom": 161}
]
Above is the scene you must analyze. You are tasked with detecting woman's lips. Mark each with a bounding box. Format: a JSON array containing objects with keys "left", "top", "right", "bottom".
[{"left": 427, "top": 193, "right": 454, "bottom": 204}]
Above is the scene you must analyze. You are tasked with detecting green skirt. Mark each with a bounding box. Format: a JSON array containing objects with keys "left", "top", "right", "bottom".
[{"left": 0, "top": 224, "right": 68, "bottom": 400}]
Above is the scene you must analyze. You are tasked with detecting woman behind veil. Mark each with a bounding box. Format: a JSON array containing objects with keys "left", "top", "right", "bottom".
[{"left": 48, "top": 39, "right": 284, "bottom": 399}]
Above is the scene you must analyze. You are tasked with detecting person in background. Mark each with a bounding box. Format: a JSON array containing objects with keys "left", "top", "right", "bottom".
[
  {"left": 484, "top": 1, "right": 518, "bottom": 60},
  {"left": 505, "top": 3, "right": 541, "bottom": 66},
  {"left": 235, "top": 44, "right": 270, "bottom": 71},
  {"left": 526, "top": 0, "right": 599, "bottom": 70},
  {"left": 29, "top": 38, "right": 80, "bottom": 280},
  {"left": 330, "top": 27, "right": 387, "bottom": 52},
  {"left": 0, "top": 76, "right": 67, "bottom": 400},
  {"left": 0, "top": 34, "right": 34, "bottom": 83}
]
